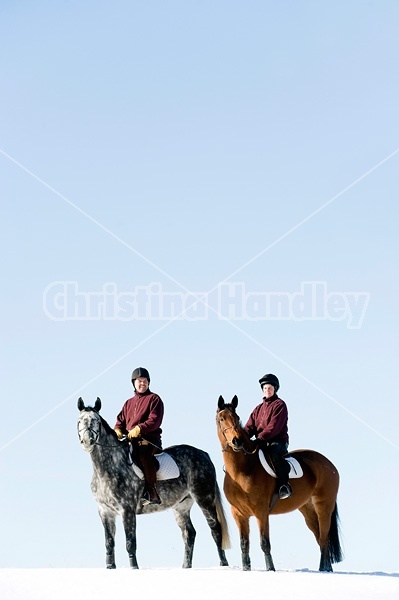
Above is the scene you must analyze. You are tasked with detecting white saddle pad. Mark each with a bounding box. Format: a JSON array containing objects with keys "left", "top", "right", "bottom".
[
  {"left": 259, "top": 450, "right": 303, "bottom": 479},
  {"left": 132, "top": 451, "right": 180, "bottom": 481}
]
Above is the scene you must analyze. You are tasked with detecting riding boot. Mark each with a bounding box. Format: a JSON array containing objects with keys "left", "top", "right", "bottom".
[
  {"left": 141, "top": 484, "right": 162, "bottom": 506},
  {"left": 268, "top": 444, "right": 292, "bottom": 500},
  {"left": 149, "top": 485, "right": 162, "bottom": 505}
]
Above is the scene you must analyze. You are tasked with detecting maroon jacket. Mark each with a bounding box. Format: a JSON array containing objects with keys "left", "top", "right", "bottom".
[
  {"left": 244, "top": 395, "right": 289, "bottom": 445},
  {"left": 115, "top": 390, "right": 164, "bottom": 445}
]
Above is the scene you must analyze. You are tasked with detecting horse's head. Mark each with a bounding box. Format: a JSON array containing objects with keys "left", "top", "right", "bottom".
[
  {"left": 216, "top": 395, "right": 246, "bottom": 452},
  {"left": 77, "top": 397, "right": 102, "bottom": 453}
]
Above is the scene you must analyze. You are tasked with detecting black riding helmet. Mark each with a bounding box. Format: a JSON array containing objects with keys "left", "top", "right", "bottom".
[
  {"left": 259, "top": 373, "right": 279, "bottom": 393},
  {"left": 131, "top": 367, "right": 150, "bottom": 385}
]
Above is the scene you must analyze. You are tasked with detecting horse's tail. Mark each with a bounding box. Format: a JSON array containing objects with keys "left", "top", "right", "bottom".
[
  {"left": 215, "top": 481, "right": 231, "bottom": 550},
  {"left": 328, "top": 503, "right": 343, "bottom": 564}
]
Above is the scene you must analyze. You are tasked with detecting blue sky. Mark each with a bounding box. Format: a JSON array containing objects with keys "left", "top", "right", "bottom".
[{"left": 1, "top": 1, "right": 398, "bottom": 572}]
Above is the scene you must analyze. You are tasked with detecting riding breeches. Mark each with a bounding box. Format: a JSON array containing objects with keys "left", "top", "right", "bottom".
[
  {"left": 136, "top": 439, "right": 161, "bottom": 487},
  {"left": 265, "top": 442, "right": 290, "bottom": 484}
]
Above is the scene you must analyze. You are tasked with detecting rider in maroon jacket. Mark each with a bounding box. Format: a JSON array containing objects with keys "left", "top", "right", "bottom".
[
  {"left": 114, "top": 367, "right": 164, "bottom": 505},
  {"left": 244, "top": 373, "right": 292, "bottom": 500}
]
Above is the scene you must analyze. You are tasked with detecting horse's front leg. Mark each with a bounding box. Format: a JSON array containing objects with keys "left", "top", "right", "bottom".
[
  {"left": 256, "top": 514, "right": 275, "bottom": 571},
  {"left": 122, "top": 508, "right": 139, "bottom": 569},
  {"left": 232, "top": 508, "right": 251, "bottom": 571},
  {"left": 98, "top": 507, "right": 116, "bottom": 569}
]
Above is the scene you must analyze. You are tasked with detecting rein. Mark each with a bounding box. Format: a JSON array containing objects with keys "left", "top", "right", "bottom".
[
  {"left": 240, "top": 444, "right": 258, "bottom": 455},
  {"left": 79, "top": 426, "right": 162, "bottom": 451},
  {"left": 78, "top": 422, "right": 126, "bottom": 449},
  {"left": 93, "top": 438, "right": 128, "bottom": 448},
  {"left": 78, "top": 412, "right": 163, "bottom": 453}
]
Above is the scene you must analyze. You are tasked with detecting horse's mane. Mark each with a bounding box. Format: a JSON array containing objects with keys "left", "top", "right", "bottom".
[
  {"left": 99, "top": 413, "right": 117, "bottom": 436},
  {"left": 83, "top": 403, "right": 117, "bottom": 437},
  {"left": 223, "top": 403, "right": 244, "bottom": 428}
]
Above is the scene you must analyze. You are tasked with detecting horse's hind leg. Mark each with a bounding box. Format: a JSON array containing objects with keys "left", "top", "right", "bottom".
[
  {"left": 173, "top": 498, "right": 196, "bottom": 568},
  {"left": 298, "top": 499, "right": 320, "bottom": 543},
  {"left": 98, "top": 507, "right": 117, "bottom": 569},
  {"left": 313, "top": 498, "right": 340, "bottom": 572},
  {"left": 195, "top": 496, "right": 229, "bottom": 566},
  {"left": 298, "top": 498, "right": 333, "bottom": 572}
]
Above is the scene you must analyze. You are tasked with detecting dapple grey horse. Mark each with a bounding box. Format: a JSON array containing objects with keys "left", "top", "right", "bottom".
[{"left": 77, "top": 398, "right": 230, "bottom": 569}]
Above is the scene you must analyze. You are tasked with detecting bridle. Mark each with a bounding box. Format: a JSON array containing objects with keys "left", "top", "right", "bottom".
[
  {"left": 78, "top": 412, "right": 124, "bottom": 449},
  {"left": 216, "top": 408, "right": 257, "bottom": 455},
  {"left": 78, "top": 422, "right": 99, "bottom": 444}
]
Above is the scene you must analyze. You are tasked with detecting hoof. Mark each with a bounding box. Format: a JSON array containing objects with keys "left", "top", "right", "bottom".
[{"left": 220, "top": 560, "right": 229, "bottom": 567}]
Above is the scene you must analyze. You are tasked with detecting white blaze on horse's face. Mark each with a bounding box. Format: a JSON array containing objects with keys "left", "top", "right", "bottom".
[{"left": 78, "top": 411, "right": 101, "bottom": 453}]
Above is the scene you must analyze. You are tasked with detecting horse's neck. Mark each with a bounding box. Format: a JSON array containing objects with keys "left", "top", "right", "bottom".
[
  {"left": 240, "top": 427, "right": 255, "bottom": 449},
  {"left": 91, "top": 429, "right": 125, "bottom": 471},
  {"left": 222, "top": 447, "right": 256, "bottom": 477}
]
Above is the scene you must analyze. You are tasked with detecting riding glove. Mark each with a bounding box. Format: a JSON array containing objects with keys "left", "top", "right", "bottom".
[
  {"left": 114, "top": 428, "right": 123, "bottom": 439},
  {"left": 128, "top": 425, "right": 141, "bottom": 439}
]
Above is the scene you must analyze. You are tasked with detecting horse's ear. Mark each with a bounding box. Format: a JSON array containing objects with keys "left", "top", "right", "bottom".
[
  {"left": 77, "top": 397, "right": 85, "bottom": 411},
  {"left": 94, "top": 397, "right": 102, "bottom": 412},
  {"left": 218, "top": 395, "right": 225, "bottom": 410},
  {"left": 231, "top": 395, "right": 238, "bottom": 409}
]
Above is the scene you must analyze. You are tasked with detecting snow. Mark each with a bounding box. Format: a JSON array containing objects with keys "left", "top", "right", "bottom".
[{"left": 1, "top": 568, "right": 398, "bottom": 600}]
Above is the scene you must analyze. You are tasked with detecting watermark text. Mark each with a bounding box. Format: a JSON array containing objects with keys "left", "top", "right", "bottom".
[{"left": 43, "top": 281, "right": 370, "bottom": 329}]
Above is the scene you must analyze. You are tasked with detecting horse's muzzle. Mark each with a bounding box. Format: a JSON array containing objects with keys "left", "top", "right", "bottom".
[
  {"left": 231, "top": 437, "right": 244, "bottom": 452},
  {"left": 80, "top": 432, "right": 95, "bottom": 452}
]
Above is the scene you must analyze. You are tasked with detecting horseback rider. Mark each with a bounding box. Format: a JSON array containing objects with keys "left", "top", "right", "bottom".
[
  {"left": 244, "top": 373, "right": 292, "bottom": 500},
  {"left": 114, "top": 367, "right": 164, "bottom": 505}
]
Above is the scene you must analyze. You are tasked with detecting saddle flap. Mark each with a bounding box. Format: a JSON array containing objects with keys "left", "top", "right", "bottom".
[
  {"left": 132, "top": 451, "right": 180, "bottom": 481},
  {"left": 258, "top": 450, "right": 303, "bottom": 479}
]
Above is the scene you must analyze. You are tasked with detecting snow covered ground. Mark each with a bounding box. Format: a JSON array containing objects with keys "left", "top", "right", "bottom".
[{"left": 1, "top": 567, "right": 398, "bottom": 600}]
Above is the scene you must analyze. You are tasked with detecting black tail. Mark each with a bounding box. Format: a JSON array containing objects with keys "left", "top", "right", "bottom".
[{"left": 328, "top": 503, "right": 343, "bottom": 564}]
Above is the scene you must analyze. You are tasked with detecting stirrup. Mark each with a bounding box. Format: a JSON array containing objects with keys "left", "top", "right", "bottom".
[
  {"left": 140, "top": 490, "right": 151, "bottom": 506},
  {"left": 141, "top": 488, "right": 162, "bottom": 506},
  {"left": 278, "top": 483, "right": 292, "bottom": 500}
]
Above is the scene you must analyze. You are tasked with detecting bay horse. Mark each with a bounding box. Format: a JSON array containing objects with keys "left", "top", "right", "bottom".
[
  {"left": 77, "top": 397, "right": 230, "bottom": 569},
  {"left": 216, "top": 395, "right": 342, "bottom": 572}
]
